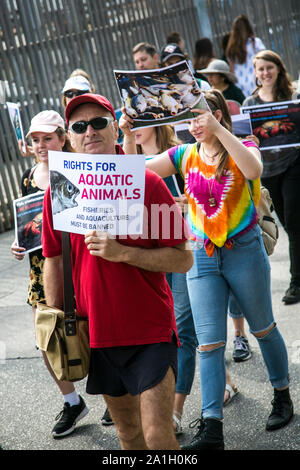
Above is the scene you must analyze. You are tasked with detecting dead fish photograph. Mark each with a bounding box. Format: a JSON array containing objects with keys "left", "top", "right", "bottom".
[
  {"left": 50, "top": 170, "right": 80, "bottom": 215},
  {"left": 114, "top": 61, "right": 206, "bottom": 129}
]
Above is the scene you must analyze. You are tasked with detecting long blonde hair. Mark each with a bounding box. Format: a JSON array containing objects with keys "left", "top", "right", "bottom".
[
  {"left": 136, "top": 125, "right": 180, "bottom": 154},
  {"left": 202, "top": 89, "right": 232, "bottom": 182}
]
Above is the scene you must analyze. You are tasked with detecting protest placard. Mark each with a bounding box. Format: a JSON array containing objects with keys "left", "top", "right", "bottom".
[
  {"left": 48, "top": 151, "right": 146, "bottom": 236},
  {"left": 241, "top": 100, "right": 300, "bottom": 150},
  {"left": 174, "top": 113, "right": 253, "bottom": 144},
  {"left": 114, "top": 60, "right": 209, "bottom": 130},
  {"left": 231, "top": 113, "right": 253, "bottom": 138},
  {"left": 174, "top": 122, "right": 194, "bottom": 144},
  {"left": 6, "top": 102, "right": 26, "bottom": 152},
  {"left": 13, "top": 192, "right": 45, "bottom": 254}
]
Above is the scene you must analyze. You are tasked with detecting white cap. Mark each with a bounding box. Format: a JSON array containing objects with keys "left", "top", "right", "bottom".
[
  {"left": 26, "top": 110, "right": 65, "bottom": 138},
  {"left": 61, "top": 75, "right": 92, "bottom": 93}
]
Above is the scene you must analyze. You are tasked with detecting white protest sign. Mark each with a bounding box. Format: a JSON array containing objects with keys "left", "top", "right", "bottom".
[{"left": 48, "top": 151, "right": 145, "bottom": 236}]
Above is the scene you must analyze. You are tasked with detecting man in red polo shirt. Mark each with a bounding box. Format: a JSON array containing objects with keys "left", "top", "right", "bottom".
[{"left": 42, "top": 93, "right": 193, "bottom": 450}]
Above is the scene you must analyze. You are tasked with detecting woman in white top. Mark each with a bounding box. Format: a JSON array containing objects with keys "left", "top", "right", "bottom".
[{"left": 226, "top": 15, "right": 265, "bottom": 97}]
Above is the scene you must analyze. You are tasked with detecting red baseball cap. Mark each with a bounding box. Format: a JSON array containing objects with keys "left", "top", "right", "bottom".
[{"left": 65, "top": 93, "right": 116, "bottom": 125}]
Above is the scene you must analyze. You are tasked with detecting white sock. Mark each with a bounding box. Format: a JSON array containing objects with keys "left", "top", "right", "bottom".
[{"left": 63, "top": 391, "right": 80, "bottom": 407}]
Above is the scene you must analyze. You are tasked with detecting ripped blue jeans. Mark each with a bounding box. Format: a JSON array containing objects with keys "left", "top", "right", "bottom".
[
  {"left": 187, "top": 225, "right": 289, "bottom": 420},
  {"left": 166, "top": 272, "right": 197, "bottom": 395}
]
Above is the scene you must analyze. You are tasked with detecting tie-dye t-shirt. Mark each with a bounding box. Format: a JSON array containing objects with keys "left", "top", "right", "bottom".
[{"left": 168, "top": 141, "right": 261, "bottom": 248}]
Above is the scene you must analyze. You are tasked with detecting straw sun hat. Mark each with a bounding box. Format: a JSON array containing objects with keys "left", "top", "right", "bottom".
[{"left": 199, "top": 59, "right": 237, "bottom": 83}]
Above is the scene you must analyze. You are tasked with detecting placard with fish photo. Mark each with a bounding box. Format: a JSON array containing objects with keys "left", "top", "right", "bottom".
[
  {"left": 13, "top": 191, "right": 45, "bottom": 254},
  {"left": 6, "top": 101, "right": 27, "bottom": 152},
  {"left": 114, "top": 61, "right": 209, "bottom": 130},
  {"left": 241, "top": 99, "right": 300, "bottom": 150},
  {"left": 48, "top": 151, "right": 146, "bottom": 236}
]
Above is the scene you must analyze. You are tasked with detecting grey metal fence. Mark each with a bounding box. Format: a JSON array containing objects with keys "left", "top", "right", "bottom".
[
  {"left": 0, "top": 0, "right": 299, "bottom": 233},
  {"left": 0, "top": 0, "right": 202, "bottom": 232}
]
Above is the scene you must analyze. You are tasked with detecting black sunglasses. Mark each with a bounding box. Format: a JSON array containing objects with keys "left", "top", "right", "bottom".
[
  {"left": 69, "top": 117, "right": 114, "bottom": 134},
  {"left": 64, "top": 90, "right": 88, "bottom": 99}
]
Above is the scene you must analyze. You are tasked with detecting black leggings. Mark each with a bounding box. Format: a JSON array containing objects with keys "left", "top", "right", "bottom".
[{"left": 262, "top": 156, "right": 300, "bottom": 286}]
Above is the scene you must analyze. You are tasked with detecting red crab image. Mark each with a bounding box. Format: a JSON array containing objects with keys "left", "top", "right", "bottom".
[
  {"left": 24, "top": 212, "right": 43, "bottom": 236},
  {"left": 254, "top": 119, "right": 295, "bottom": 139}
]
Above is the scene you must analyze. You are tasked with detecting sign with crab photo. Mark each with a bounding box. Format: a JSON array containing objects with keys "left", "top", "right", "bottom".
[
  {"left": 13, "top": 192, "right": 45, "bottom": 254},
  {"left": 114, "top": 61, "right": 210, "bottom": 130},
  {"left": 241, "top": 100, "right": 300, "bottom": 150}
]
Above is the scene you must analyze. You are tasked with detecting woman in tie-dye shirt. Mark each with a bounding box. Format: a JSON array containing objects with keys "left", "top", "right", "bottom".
[{"left": 143, "top": 90, "right": 293, "bottom": 449}]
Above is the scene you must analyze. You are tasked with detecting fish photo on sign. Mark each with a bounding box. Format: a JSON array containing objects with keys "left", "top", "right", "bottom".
[
  {"left": 50, "top": 170, "right": 80, "bottom": 215},
  {"left": 114, "top": 61, "right": 210, "bottom": 130},
  {"left": 47, "top": 151, "right": 146, "bottom": 237}
]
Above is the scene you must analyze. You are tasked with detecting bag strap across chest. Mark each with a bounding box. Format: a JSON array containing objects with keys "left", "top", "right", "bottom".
[{"left": 61, "top": 232, "right": 76, "bottom": 335}]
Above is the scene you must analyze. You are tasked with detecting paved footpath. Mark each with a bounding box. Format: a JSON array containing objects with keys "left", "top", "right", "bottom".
[{"left": 0, "top": 226, "right": 299, "bottom": 455}]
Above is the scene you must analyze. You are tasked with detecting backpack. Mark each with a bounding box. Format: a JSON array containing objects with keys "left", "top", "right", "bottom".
[{"left": 247, "top": 182, "right": 279, "bottom": 256}]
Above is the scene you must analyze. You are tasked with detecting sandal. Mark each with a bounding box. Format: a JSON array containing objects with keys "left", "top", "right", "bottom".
[
  {"left": 223, "top": 384, "right": 239, "bottom": 406},
  {"left": 173, "top": 410, "right": 183, "bottom": 435}
]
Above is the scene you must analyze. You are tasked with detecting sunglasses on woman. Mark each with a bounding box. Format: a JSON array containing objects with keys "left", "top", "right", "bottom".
[
  {"left": 64, "top": 90, "right": 88, "bottom": 99},
  {"left": 69, "top": 117, "right": 114, "bottom": 134}
]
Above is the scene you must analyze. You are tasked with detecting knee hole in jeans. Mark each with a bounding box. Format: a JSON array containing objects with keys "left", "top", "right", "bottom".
[
  {"left": 198, "top": 341, "right": 225, "bottom": 352},
  {"left": 252, "top": 322, "right": 275, "bottom": 339}
]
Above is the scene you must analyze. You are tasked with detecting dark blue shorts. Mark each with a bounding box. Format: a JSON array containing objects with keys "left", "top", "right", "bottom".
[{"left": 86, "top": 335, "right": 178, "bottom": 397}]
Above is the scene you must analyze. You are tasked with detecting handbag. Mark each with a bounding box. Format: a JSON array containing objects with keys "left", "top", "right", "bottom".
[
  {"left": 246, "top": 181, "right": 279, "bottom": 256},
  {"left": 35, "top": 232, "right": 90, "bottom": 382}
]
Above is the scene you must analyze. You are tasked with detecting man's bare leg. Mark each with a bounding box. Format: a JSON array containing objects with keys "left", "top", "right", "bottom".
[
  {"left": 141, "top": 367, "right": 180, "bottom": 450},
  {"left": 103, "top": 367, "right": 179, "bottom": 450},
  {"left": 103, "top": 393, "right": 147, "bottom": 450}
]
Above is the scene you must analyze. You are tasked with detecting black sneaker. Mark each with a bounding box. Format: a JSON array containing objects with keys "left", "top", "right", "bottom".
[
  {"left": 52, "top": 395, "right": 89, "bottom": 438},
  {"left": 282, "top": 284, "right": 300, "bottom": 304},
  {"left": 181, "top": 417, "right": 224, "bottom": 451},
  {"left": 232, "top": 335, "right": 251, "bottom": 362},
  {"left": 266, "top": 388, "right": 294, "bottom": 431},
  {"left": 101, "top": 407, "right": 114, "bottom": 426}
]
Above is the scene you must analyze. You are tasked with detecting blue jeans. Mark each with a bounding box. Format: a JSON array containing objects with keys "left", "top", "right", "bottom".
[
  {"left": 187, "top": 225, "right": 289, "bottom": 419},
  {"left": 166, "top": 272, "right": 197, "bottom": 395},
  {"left": 228, "top": 292, "right": 244, "bottom": 319}
]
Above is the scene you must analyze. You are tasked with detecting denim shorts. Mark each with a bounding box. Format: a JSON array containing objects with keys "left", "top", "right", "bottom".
[{"left": 86, "top": 335, "right": 178, "bottom": 397}]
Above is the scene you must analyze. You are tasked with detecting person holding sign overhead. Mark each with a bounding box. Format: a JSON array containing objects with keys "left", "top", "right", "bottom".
[
  {"left": 243, "top": 50, "right": 300, "bottom": 305},
  {"left": 130, "top": 89, "right": 293, "bottom": 449},
  {"left": 42, "top": 93, "right": 193, "bottom": 450},
  {"left": 10, "top": 111, "right": 89, "bottom": 439}
]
